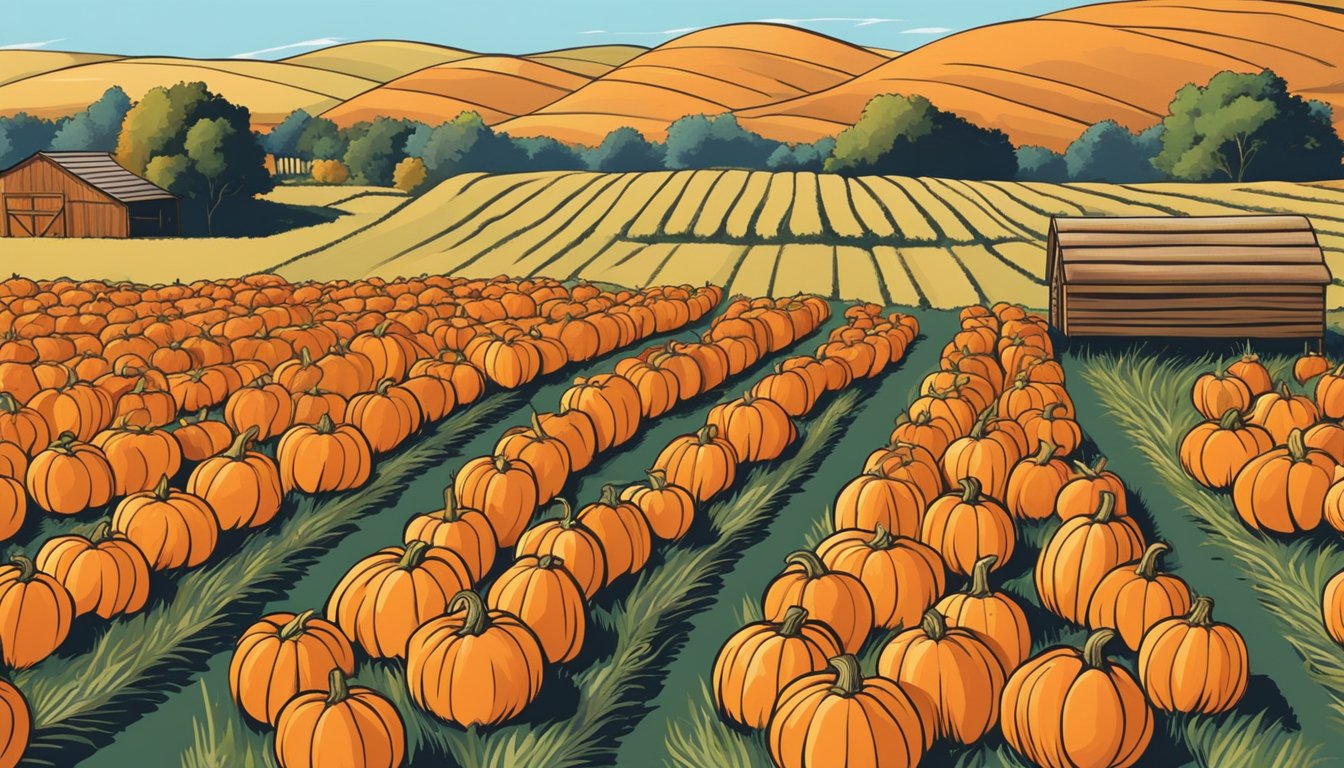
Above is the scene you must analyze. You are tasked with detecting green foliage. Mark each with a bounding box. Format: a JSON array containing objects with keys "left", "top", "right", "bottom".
[
  {"left": 0, "top": 112, "right": 61, "bottom": 168},
  {"left": 260, "top": 108, "right": 311, "bottom": 158},
  {"left": 413, "top": 112, "right": 524, "bottom": 180},
  {"left": 1015, "top": 145, "right": 1069, "bottom": 181},
  {"left": 1062, "top": 121, "right": 1164, "bottom": 182},
  {"left": 664, "top": 113, "right": 780, "bottom": 169},
  {"left": 766, "top": 138, "right": 835, "bottom": 172},
  {"left": 50, "top": 86, "right": 131, "bottom": 152},
  {"left": 824, "top": 93, "right": 1017, "bottom": 179},
  {"left": 513, "top": 135, "right": 586, "bottom": 170},
  {"left": 342, "top": 116, "right": 416, "bottom": 185},
  {"left": 584, "top": 127, "right": 665, "bottom": 171},
  {"left": 295, "top": 115, "right": 345, "bottom": 160},
  {"left": 1154, "top": 69, "right": 1344, "bottom": 182}
]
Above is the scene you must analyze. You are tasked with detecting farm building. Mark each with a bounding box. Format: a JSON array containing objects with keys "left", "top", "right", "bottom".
[
  {"left": 1047, "top": 215, "right": 1330, "bottom": 341},
  {"left": 0, "top": 151, "right": 178, "bottom": 238}
]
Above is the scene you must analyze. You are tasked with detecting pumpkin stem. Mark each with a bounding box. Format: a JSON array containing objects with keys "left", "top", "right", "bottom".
[
  {"left": 967, "top": 555, "right": 997, "bottom": 597},
  {"left": 300, "top": 347, "right": 313, "bottom": 366},
  {"left": 315, "top": 414, "right": 336, "bottom": 434},
  {"left": 1217, "top": 409, "right": 1245, "bottom": 430},
  {"left": 279, "top": 609, "right": 315, "bottom": 640},
  {"left": 969, "top": 407, "right": 992, "bottom": 438},
  {"left": 778, "top": 605, "right": 810, "bottom": 638},
  {"left": 1042, "top": 402, "right": 1063, "bottom": 421},
  {"left": 62, "top": 366, "right": 78, "bottom": 389},
  {"left": 9, "top": 554, "right": 35, "bottom": 582},
  {"left": 696, "top": 424, "right": 719, "bottom": 444},
  {"left": 223, "top": 425, "right": 259, "bottom": 459},
  {"left": 440, "top": 485, "right": 462, "bottom": 522},
  {"left": 324, "top": 668, "right": 350, "bottom": 706},
  {"left": 398, "top": 540, "right": 430, "bottom": 570},
  {"left": 0, "top": 392, "right": 16, "bottom": 413},
  {"left": 1082, "top": 628, "right": 1118, "bottom": 670},
  {"left": 867, "top": 524, "right": 895, "bottom": 549},
  {"left": 152, "top": 475, "right": 171, "bottom": 501},
  {"left": 1287, "top": 429, "right": 1308, "bottom": 461},
  {"left": 1187, "top": 596, "right": 1215, "bottom": 626},
  {"left": 89, "top": 521, "right": 113, "bottom": 543},
  {"left": 537, "top": 554, "right": 562, "bottom": 570},
  {"left": 783, "top": 550, "right": 827, "bottom": 579},
  {"left": 1074, "top": 456, "right": 1108, "bottom": 478},
  {"left": 958, "top": 476, "right": 982, "bottom": 503},
  {"left": 1029, "top": 440, "right": 1057, "bottom": 465},
  {"left": 449, "top": 589, "right": 489, "bottom": 636},
  {"left": 555, "top": 498, "right": 579, "bottom": 528},
  {"left": 920, "top": 609, "right": 947, "bottom": 640},
  {"left": 529, "top": 407, "right": 549, "bottom": 437},
  {"left": 50, "top": 431, "right": 78, "bottom": 453},
  {"left": 1135, "top": 542, "right": 1171, "bottom": 579},
  {"left": 599, "top": 484, "right": 621, "bottom": 506},
  {"left": 373, "top": 320, "right": 392, "bottom": 336},
  {"left": 492, "top": 454, "right": 509, "bottom": 473},
  {"left": 826, "top": 654, "right": 863, "bottom": 697},
  {"left": 1280, "top": 381, "right": 1292, "bottom": 399},
  {"left": 1092, "top": 491, "right": 1117, "bottom": 522},
  {"left": 375, "top": 379, "right": 394, "bottom": 395},
  {"left": 645, "top": 469, "right": 668, "bottom": 489}
]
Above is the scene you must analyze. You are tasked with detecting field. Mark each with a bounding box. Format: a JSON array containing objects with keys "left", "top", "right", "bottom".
[{"left": 9, "top": 172, "right": 1344, "bottom": 310}]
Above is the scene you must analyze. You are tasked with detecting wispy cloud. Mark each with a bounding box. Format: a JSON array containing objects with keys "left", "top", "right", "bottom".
[
  {"left": 901, "top": 26, "right": 953, "bottom": 34},
  {"left": 579, "top": 28, "right": 698, "bottom": 37},
  {"left": 230, "top": 37, "right": 343, "bottom": 59},
  {"left": 757, "top": 17, "right": 902, "bottom": 27},
  {"left": 0, "top": 38, "right": 66, "bottom": 50}
]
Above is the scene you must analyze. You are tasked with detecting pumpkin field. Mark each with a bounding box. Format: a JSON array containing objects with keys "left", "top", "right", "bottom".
[{"left": 0, "top": 271, "right": 1341, "bottom": 768}]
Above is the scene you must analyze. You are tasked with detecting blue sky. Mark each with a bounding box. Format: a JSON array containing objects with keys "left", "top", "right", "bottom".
[{"left": 0, "top": 0, "right": 1084, "bottom": 58}]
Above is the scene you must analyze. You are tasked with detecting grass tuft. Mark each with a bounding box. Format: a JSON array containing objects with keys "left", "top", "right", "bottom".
[
  {"left": 181, "top": 681, "right": 272, "bottom": 768},
  {"left": 1177, "top": 711, "right": 1323, "bottom": 768},
  {"left": 664, "top": 682, "right": 767, "bottom": 768}
]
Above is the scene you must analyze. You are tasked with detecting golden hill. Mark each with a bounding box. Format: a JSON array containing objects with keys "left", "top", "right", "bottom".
[{"left": 734, "top": 0, "right": 1344, "bottom": 150}]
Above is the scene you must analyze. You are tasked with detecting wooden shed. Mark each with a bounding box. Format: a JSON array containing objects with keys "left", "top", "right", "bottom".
[
  {"left": 1047, "top": 215, "right": 1330, "bottom": 341},
  {"left": 0, "top": 151, "right": 178, "bottom": 238}
]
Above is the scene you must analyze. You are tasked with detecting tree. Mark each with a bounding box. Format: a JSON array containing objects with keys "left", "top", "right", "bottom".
[
  {"left": 1155, "top": 69, "right": 1344, "bottom": 182},
  {"left": 343, "top": 117, "right": 416, "bottom": 185},
  {"left": 393, "top": 156, "right": 428, "bottom": 193},
  {"left": 415, "top": 113, "right": 525, "bottom": 180},
  {"left": 121, "top": 81, "right": 272, "bottom": 234},
  {"left": 0, "top": 113, "right": 61, "bottom": 168},
  {"left": 50, "top": 87, "right": 131, "bottom": 152},
  {"left": 1063, "top": 122, "right": 1163, "bottom": 182},
  {"left": 766, "top": 138, "right": 836, "bottom": 171},
  {"left": 584, "top": 127, "right": 664, "bottom": 172},
  {"left": 663, "top": 114, "right": 781, "bottom": 169},
  {"left": 1015, "top": 145, "right": 1069, "bottom": 182},
  {"left": 824, "top": 93, "right": 1017, "bottom": 179},
  {"left": 512, "top": 136, "right": 585, "bottom": 170},
  {"left": 296, "top": 116, "right": 345, "bottom": 160},
  {"left": 260, "top": 109, "right": 312, "bottom": 158},
  {"left": 311, "top": 159, "right": 349, "bottom": 184}
]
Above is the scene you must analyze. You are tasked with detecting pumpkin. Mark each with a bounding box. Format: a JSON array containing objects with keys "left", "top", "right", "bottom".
[
  {"left": 559, "top": 373, "right": 642, "bottom": 452},
  {"left": 1305, "top": 421, "right": 1344, "bottom": 464},
  {"left": 1001, "top": 629, "right": 1153, "bottom": 768},
  {"left": 224, "top": 377, "right": 294, "bottom": 441},
  {"left": 26, "top": 432, "right": 115, "bottom": 514},
  {"left": 941, "top": 409, "right": 1023, "bottom": 501},
  {"left": 762, "top": 550, "right": 874, "bottom": 654},
  {"left": 706, "top": 393, "right": 798, "bottom": 463},
  {"left": 831, "top": 467, "right": 925, "bottom": 538},
  {"left": 174, "top": 410, "right": 234, "bottom": 461},
  {"left": 1232, "top": 428, "right": 1335, "bottom": 533},
  {"left": 1322, "top": 568, "right": 1344, "bottom": 645},
  {"left": 0, "top": 477, "right": 24, "bottom": 541},
  {"left": 616, "top": 357, "right": 681, "bottom": 419},
  {"left": 920, "top": 477, "right": 1016, "bottom": 577},
  {"left": 186, "top": 426, "right": 284, "bottom": 530},
  {"left": 1056, "top": 456, "right": 1129, "bottom": 520},
  {"left": 0, "top": 554, "right": 75, "bottom": 668},
  {"left": 515, "top": 499, "right": 607, "bottom": 599},
  {"left": 403, "top": 484, "right": 498, "bottom": 583},
  {"left": 349, "top": 321, "right": 422, "bottom": 382},
  {"left": 455, "top": 453, "right": 539, "bottom": 548},
  {"left": 652, "top": 424, "right": 739, "bottom": 503},
  {"left": 577, "top": 484, "right": 653, "bottom": 585},
  {"left": 327, "top": 540, "right": 473, "bottom": 659},
  {"left": 229, "top": 609, "right": 356, "bottom": 726},
  {"left": 1248, "top": 383, "right": 1319, "bottom": 445},
  {"left": 1227, "top": 353, "right": 1273, "bottom": 396},
  {"left": 751, "top": 364, "right": 818, "bottom": 418},
  {"left": 345, "top": 379, "right": 422, "bottom": 454},
  {"left": 997, "top": 375, "right": 1072, "bottom": 421},
  {"left": 890, "top": 410, "right": 956, "bottom": 461},
  {"left": 712, "top": 605, "right": 843, "bottom": 729},
  {"left": 111, "top": 476, "right": 220, "bottom": 570},
  {"left": 817, "top": 525, "right": 945, "bottom": 631},
  {"left": 91, "top": 417, "right": 182, "bottom": 496},
  {"left": 1316, "top": 362, "right": 1344, "bottom": 419},
  {"left": 495, "top": 410, "right": 572, "bottom": 505},
  {"left": 1179, "top": 409, "right": 1275, "bottom": 490},
  {"left": 862, "top": 442, "right": 944, "bottom": 506},
  {"left": 487, "top": 554, "right": 586, "bottom": 663},
  {"left": 767, "top": 654, "right": 927, "bottom": 768},
  {"left": 1035, "top": 492, "right": 1145, "bottom": 624},
  {"left": 1086, "top": 542, "right": 1192, "bottom": 651},
  {"left": 1139, "top": 597, "right": 1248, "bottom": 714},
  {"left": 0, "top": 392, "right": 50, "bottom": 456},
  {"left": 277, "top": 415, "right": 374, "bottom": 494},
  {"left": 1190, "top": 369, "right": 1252, "bottom": 421},
  {"left": 877, "top": 609, "right": 1005, "bottom": 744},
  {"left": 405, "top": 589, "right": 546, "bottom": 726},
  {"left": 535, "top": 409, "right": 598, "bottom": 472},
  {"left": 1295, "top": 349, "right": 1332, "bottom": 385},
  {"left": 0, "top": 678, "right": 29, "bottom": 768},
  {"left": 1019, "top": 402, "right": 1082, "bottom": 456},
  {"left": 35, "top": 521, "right": 150, "bottom": 619},
  {"left": 937, "top": 555, "right": 1031, "bottom": 671},
  {"left": 28, "top": 368, "right": 114, "bottom": 441},
  {"left": 274, "top": 669, "right": 405, "bottom": 768},
  {"left": 1005, "top": 441, "right": 1071, "bottom": 520},
  {"left": 619, "top": 468, "right": 695, "bottom": 541}
]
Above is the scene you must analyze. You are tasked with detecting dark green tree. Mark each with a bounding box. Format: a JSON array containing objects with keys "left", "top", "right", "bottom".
[
  {"left": 1063, "top": 122, "right": 1163, "bottom": 182},
  {"left": 295, "top": 116, "right": 346, "bottom": 160},
  {"left": 584, "top": 127, "right": 664, "bottom": 172},
  {"left": 50, "top": 87, "right": 132, "bottom": 152},
  {"left": 343, "top": 117, "right": 416, "bottom": 185},
  {"left": 663, "top": 113, "right": 781, "bottom": 169},
  {"left": 1015, "top": 145, "right": 1069, "bottom": 182},
  {"left": 824, "top": 93, "right": 1016, "bottom": 179},
  {"left": 766, "top": 138, "right": 836, "bottom": 171},
  {"left": 260, "top": 109, "right": 312, "bottom": 157},
  {"left": 0, "top": 113, "right": 61, "bottom": 168}
]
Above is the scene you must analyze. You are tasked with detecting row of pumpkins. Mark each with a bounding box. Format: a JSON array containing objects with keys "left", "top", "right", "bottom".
[
  {"left": 224, "top": 299, "right": 922, "bottom": 768},
  {"left": 711, "top": 302, "right": 1249, "bottom": 768},
  {"left": 1179, "top": 350, "right": 1344, "bottom": 653},
  {"left": 0, "top": 274, "right": 725, "bottom": 768}
]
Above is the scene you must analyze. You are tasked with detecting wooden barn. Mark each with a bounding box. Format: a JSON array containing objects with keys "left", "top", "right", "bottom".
[
  {"left": 1047, "top": 215, "right": 1330, "bottom": 342},
  {"left": 0, "top": 151, "right": 178, "bottom": 238}
]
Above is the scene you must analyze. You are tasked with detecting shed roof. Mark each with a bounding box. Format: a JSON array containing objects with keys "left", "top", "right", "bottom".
[
  {"left": 24, "top": 152, "right": 176, "bottom": 204},
  {"left": 1047, "top": 215, "right": 1330, "bottom": 287}
]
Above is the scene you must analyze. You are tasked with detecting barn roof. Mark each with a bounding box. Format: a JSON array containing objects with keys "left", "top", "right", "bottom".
[
  {"left": 33, "top": 152, "right": 176, "bottom": 203},
  {"left": 1047, "top": 215, "right": 1331, "bottom": 287}
]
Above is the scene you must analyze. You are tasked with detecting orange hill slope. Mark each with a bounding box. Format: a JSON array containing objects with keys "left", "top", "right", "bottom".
[
  {"left": 734, "top": 0, "right": 1344, "bottom": 150},
  {"left": 495, "top": 23, "right": 890, "bottom": 146},
  {"left": 321, "top": 56, "right": 592, "bottom": 127}
]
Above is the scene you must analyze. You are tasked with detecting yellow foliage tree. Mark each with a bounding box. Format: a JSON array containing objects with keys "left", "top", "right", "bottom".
[
  {"left": 311, "top": 159, "right": 349, "bottom": 184},
  {"left": 393, "top": 156, "right": 428, "bottom": 193}
]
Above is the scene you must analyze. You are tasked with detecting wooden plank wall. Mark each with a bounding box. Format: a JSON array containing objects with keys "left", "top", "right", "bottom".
[{"left": 0, "top": 157, "right": 128, "bottom": 237}]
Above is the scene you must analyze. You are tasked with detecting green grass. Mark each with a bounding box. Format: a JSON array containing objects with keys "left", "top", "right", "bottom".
[
  {"left": 1177, "top": 711, "right": 1324, "bottom": 768},
  {"left": 181, "top": 681, "right": 269, "bottom": 768},
  {"left": 16, "top": 391, "right": 523, "bottom": 768}
]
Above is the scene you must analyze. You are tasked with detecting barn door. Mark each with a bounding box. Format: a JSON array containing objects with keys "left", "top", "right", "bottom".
[{"left": 2, "top": 193, "right": 66, "bottom": 237}]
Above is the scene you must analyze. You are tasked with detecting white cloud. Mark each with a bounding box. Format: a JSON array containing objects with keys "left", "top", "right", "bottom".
[
  {"left": 230, "top": 38, "right": 344, "bottom": 59},
  {"left": 901, "top": 27, "right": 953, "bottom": 34},
  {"left": 0, "top": 38, "right": 66, "bottom": 50},
  {"left": 757, "top": 17, "right": 902, "bottom": 27}
]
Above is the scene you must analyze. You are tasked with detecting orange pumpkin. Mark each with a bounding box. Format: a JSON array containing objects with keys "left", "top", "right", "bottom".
[
  {"left": 173, "top": 410, "right": 234, "bottom": 461},
  {"left": 345, "top": 379, "right": 422, "bottom": 454},
  {"left": 0, "top": 392, "right": 50, "bottom": 456},
  {"left": 0, "top": 554, "right": 75, "bottom": 668},
  {"left": 0, "top": 477, "right": 25, "bottom": 541},
  {"left": 1139, "top": 597, "right": 1248, "bottom": 714},
  {"left": 403, "top": 484, "right": 498, "bottom": 584},
  {"left": 1322, "top": 568, "right": 1344, "bottom": 646},
  {"left": 1179, "top": 409, "right": 1274, "bottom": 490},
  {"left": 1001, "top": 629, "right": 1153, "bottom": 768},
  {"left": 832, "top": 467, "right": 925, "bottom": 538},
  {"left": 1248, "top": 383, "right": 1319, "bottom": 445},
  {"left": 277, "top": 415, "right": 374, "bottom": 494},
  {"left": 274, "top": 669, "right": 405, "bottom": 768},
  {"left": 1315, "top": 362, "right": 1344, "bottom": 419},
  {"left": 186, "top": 426, "right": 283, "bottom": 529},
  {"left": 515, "top": 499, "right": 607, "bottom": 598},
  {"left": 111, "top": 476, "right": 220, "bottom": 570},
  {"left": 751, "top": 364, "right": 818, "bottom": 418},
  {"left": 28, "top": 368, "right": 114, "bottom": 442},
  {"left": 920, "top": 477, "right": 1016, "bottom": 577},
  {"left": 652, "top": 424, "right": 739, "bottom": 503},
  {"left": 706, "top": 393, "right": 798, "bottom": 463},
  {"left": 1005, "top": 441, "right": 1071, "bottom": 520},
  {"left": 26, "top": 432, "right": 115, "bottom": 515},
  {"left": 1055, "top": 455, "right": 1129, "bottom": 521},
  {"left": 762, "top": 550, "right": 874, "bottom": 654},
  {"left": 35, "top": 521, "right": 151, "bottom": 619},
  {"left": 817, "top": 525, "right": 945, "bottom": 631},
  {"left": 223, "top": 377, "right": 294, "bottom": 441},
  {"left": 1294, "top": 349, "right": 1332, "bottom": 385},
  {"left": 1190, "top": 369, "right": 1252, "bottom": 421},
  {"left": 937, "top": 554, "right": 1031, "bottom": 671},
  {"left": 1227, "top": 353, "right": 1273, "bottom": 396},
  {"left": 1305, "top": 421, "right": 1344, "bottom": 463},
  {"left": 577, "top": 484, "right": 652, "bottom": 585},
  {"left": 559, "top": 373, "right": 642, "bottom": 452},
  {"left": 487, "top": 554, "right": 586, "bottom": 663},
  {"left": 1086, "top": 542, "right": 1192, "bottom": 651},
  {"left": 405, "top": 589, "right": 546, "bottom": 726},
  {"left": 941, "top": 409, "right": 1023, "bottom": 501},
  {"left": 455, "top": 453, "right": 538, "bottom": 548},
  {"left": 890, "top": 410, "right": 956, "bottom": 460},
  {"left": 326, "top": 541, "right": 473, "bottom": 659},
  {"left": 495, "top": 410, "right": 572, "bottom": 505},
  {"left": 619, "top": 468, "right": 695, "bottom": 541},
  {"left": 229, "top": 609, "right": 356, "bottom": 726},
  {"left": 0, "top": 677, "right": 29, "bottom": 768},
  {"left": 348, "top": 320, "right": 423, "bottom": 382},
  {"left": 711, "top": 605, "right": 843, "bottom": 729},
  {"left": 1232, "top": 428, "right": 1336, "bottom": 533},
  {"left": 1035, "top": 491, "right": 1145, "bottom": 624},
  {"left": 1018, "top": 402, "right": 1082, "bottom": 456},
  {"left": 535, "top": 409, "right": 598, "bottom": 472}
]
